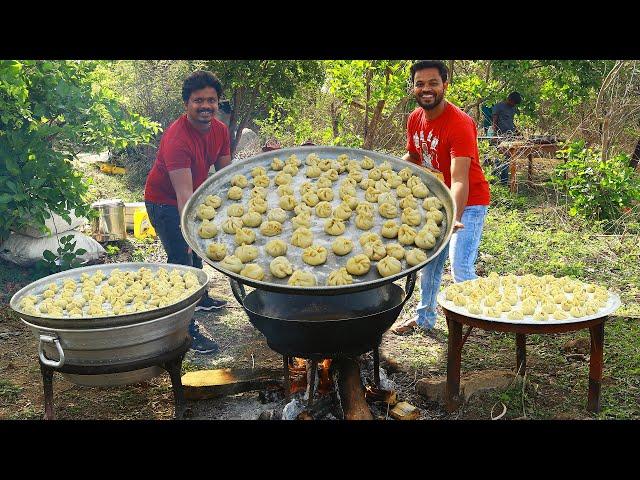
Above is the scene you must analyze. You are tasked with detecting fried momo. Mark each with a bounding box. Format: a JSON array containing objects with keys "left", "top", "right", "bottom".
[
  {"left": 332, "top": 237, "right": 354, "bottom": 256},
  {"left": 265, "top": 239, "right": 288, "bottom": 257},
  {"left": 219, "top": 255, "right": 243, "bottom": 273},
  {"left": 302, "top": 245, "right": 328, "bottom": 266},
  {"left": 198, "top": 219, "right": 219, "bottom": 239},
  {"left": 270, "top": 256, "right": 294, "bottom": 278},
  {"left": 346, "top": 254, "right": 371, "bottom": 276}
]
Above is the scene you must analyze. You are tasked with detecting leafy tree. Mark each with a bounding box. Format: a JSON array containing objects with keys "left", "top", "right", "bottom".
[
  {"left": 0, "top": 60, "right": 160, "bottom": 241},
  {"left": 197, "top": 60, "right": 324, "bottom": 156}
]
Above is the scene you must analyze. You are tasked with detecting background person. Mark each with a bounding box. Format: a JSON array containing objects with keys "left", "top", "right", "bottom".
[
  {"left": 492, "top": 91, "right": 522, "bottom": 185},
  {"left": 144, "top": 70, "right": 232, "bottom": 354},
  {"left": 392, "top": 60, "right": 491, "bottom": 335}
]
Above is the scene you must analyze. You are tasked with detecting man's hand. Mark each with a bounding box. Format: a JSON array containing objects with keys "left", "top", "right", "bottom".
[{"left": 453, "top": 220, "right": 465, "bottom": 232}]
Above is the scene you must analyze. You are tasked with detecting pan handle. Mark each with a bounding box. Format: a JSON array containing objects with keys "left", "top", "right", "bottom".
[
  {"left": 229, "top": 278, "right": 247, "bottom": 305},
  {"left": 401, "top": 271, "right": 417, "bottom": 306},
  {"left": 39, "top": 334, "right": 65, "bottom": 368}
]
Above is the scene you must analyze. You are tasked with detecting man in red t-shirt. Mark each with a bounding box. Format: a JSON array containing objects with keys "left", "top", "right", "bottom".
[
  {"left": 144, "top": 70, "right": 231, "bottom": 354},
  {"left": 393, "top": 60, "right": 491, "bottom": 334}
]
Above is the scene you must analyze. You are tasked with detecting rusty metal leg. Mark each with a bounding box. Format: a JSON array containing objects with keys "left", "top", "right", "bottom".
[
  {"left": 445, "top": 317, "right": 463, "bottom": 412},
  {"left": 162, "top": 356, "right": 187, "bottom": 420},
  {"left": 587, "top": 321, "right": 605, "bottom": 413},
  {"left": 39, "top": 362, "right": 55, "bottom": 420},
  {"left": 283, "top": 355, "right": 291, "bottom": 400},
  {"left": 516, "top": 334, "right": 526, "bottom": 376},
  {"left": 306, "top": 360, "right": 318, "bottom": 409}
]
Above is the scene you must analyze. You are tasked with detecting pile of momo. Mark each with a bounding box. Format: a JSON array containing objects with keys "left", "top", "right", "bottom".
[
  {"left": 442, "top": 273, "right": 611, "bottom": 321},
  {"left": 193, "top": 152, "right": 447, "bottom": 287},
  {"left": 18, "top": 267, "right": 201, "bottom": 318}
]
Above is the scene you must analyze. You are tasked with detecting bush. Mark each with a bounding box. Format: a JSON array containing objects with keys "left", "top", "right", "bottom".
[{"left": 553, "top": 140, "right": 640, "bottom": 231}]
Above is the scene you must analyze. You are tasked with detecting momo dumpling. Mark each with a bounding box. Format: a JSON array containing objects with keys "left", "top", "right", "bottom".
[
  {"left": 387, "top": 174, "right": 403, "bottom": 188},
  {"left": 240, "top": 264, "right": 265, "bottom": 281},
  {"left": 227, "top": 204, "right": 244, "bottom": 217},
  {"left": 406, "top": 176, "right": 423, "bottom": 189},
  {"left": 288, "top": 270, "right": 317, "bottom": 287},
  {"left": 234, "top": 245, "right": 259, "bottom": 263},
  {"left": 507, "top": 310, "right": 524, "bottom": 321},
  {"left": 291, "top": 227, "right": 313, "bottom": 248},
  {"left": 274, "top": 172, "right": 293, "bottom": 186},
  {"left": 291, "top": 213, "right": 312, "bottom": 228},
  {"left": 359, "top": 232, "right": 380, "bottom": 247},
  {"left": 270, "top": 256, "right": 293, "bottom": 279},
  {"left": 271, "top": 158, "right": 285, "bottom": 170},
  {"left": 401, "top": 208, "right": 422, "bottom": 226},
  {"left": 324, "top": 168, "right": 339, "bottom": 181},
  {"left": 300, "top": 181, "right": 316, "bottom": 196},
  {"left": 252, "top": 175, "right": 270, "bottom": 188},
  {"left": 306, "top": 165, "right": 322, "bottom": 178},
  {"left": 363, "top": 240, "right": 386, "bottom": 261},
  {"left": 196, "top": 204, "right": 216, "bottom": 220},
  {"left": 267, "top": 208, "right": 288, "bottom": 224},
  {"left": 305, "top": 153, "right": 319, "bottom": 166},
  {"left": 406, "top": 248, "right": 427, "bottom": 266},
  {"left": 381, "top": 220, "right": 400, "bottom": 239},
  {"left": 207, "top": 243, "right": 227, "bottom": 261},
  {"left": 315, "top": 201, "right": 333, "bottom": 218},
  {"left": 231, "top": 174, "right": 248, "bottom": 188},
  {"left": 334, "top": 203, "right": 353, "bottom": 220},
  {"left": 398, "top": 195, "right": 418, "bottom": 210},
  {"left": 219, "top": 255, "right": 243, "bottom": 273},
  {"left": 318, "top": 159, "right": 333, "bottom": 171},
  {"left": 324, "top": 218, "right": 346, "bottom": 236},
  {"left": 348, "top": 170, "right": 364, "bottom": 182},
  {"left": 204, "top": 195, "right": 222, "bottom": 208},
  {"left": 397, "top": 225, "right": 417, "bottom": 245},
  {"left": 260, "top": 221, "right": 283, "bottom": 237},
  {"left": 411, "top": 183, "right": 429, "bottom": 198},
  {"left": 396, "top": 184, "right": 411, "bottom": 198},
  {"left": 423, "top": 221, "right": 441, "bottom": 238},
  {"left": 277, "top": 184, "right": 294, "bottom": 197},
  {"left": 377, "top": 256, "right": 402, "bottom": 277},
  {"left": 339, "top": 183, "right": 357, "bottom": 198},
  {"left": 341, "top": 177, "right": 357, "bottom": 188},
  {"left": 355, "top": 213, "right": 374, "bottom": 230},
  {"left": 425, "top": 210, "right": 444, "bottom": 225},
  {"left": 346, "top": 254, "right": 371, "bottom": 276},
  {"left": 251, "top": 166, "right": 267, "bottom": 178},
  {"left": 294, "top": 204, "right": 312, "bottom": 216},
  {"left": 368, "top": 167, "right": 382, "bottom": 181},
  {"left": 332, "top": 236, "right": 354, "bottom": 256},
  {"left": 250, "top": 186, "right": 268, "bottom": 200},
  {"left": 364, "top": 187, "right": 380, "bottom": 203},
  {"left": 361, "top": 156, "right": 375, "bottom": 169},
  {"left": 377, "top": 192, "right": 395, "bottom": 205},
  {"left": 302, "top": 245, "right": 328, "bottom": 266},
  {"left": 414, "top": 229, "right": 436, "bottom": 250},
  {"left": 398, "top": 167, "right": 413, "bottom": 181},
  {"left": 386, "top": 243, "right": 406, "bottom": 260},
  {"left": 302, "top": 192, "right": 320, "bottom": 207},
  {"left": 317, "top": 177, "right": 333, "bottom": 189},
  {"left": 375, "top": 180, "right": 390, "bottom": 193},
  {"left": 283, "top": 164, "right": 298, "bottom": 176},
  {"left": 423, "top": 197, "right": 443, "bottom": 211},
  {"left": 235, "top": 227, "right": 256, "bottom": 245},
  {"left": 342, "top": 195, "right": 359, "bottom": 210},
  {"left": 379, "top": 202, "right": 398, "bottom": 219},
  {"left": 227, "top": 186, "right": 243, "bottom": 200},
  {"left": 287, "top": 154, "right": 301, "bottom": 167},
  {"left": 327, "top": 267, "right": 354, "bottom": 286},
  {"left": 249, "top": 197, "right": 268, "bottom": 214},
  {"left": 279, "top": 195, "right": 298, "bottom": 211},
  {"left": 198, "top": 219, "right": 218, "bottom": 239},
  {"left": 317, "top": 188, "right": 334, "bottom": 202},
  {"left": 359, "top": 178, "right": 375, "bottom": 190},
  {"left": 222, "top": 217, "right": 243, "bottom": 234},
  {"left": 265, "top": 239, "right": 288, "bottom": 257},
  {"left": 355, "top": 202, "right": 374, "bottom": 216}
]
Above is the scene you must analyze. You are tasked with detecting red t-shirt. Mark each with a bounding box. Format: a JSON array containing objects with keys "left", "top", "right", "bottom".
[
  {"left": 144, "top": 114, "right": 230, "bottom": 206},
  {"left": 406, "top": 102, "right": 490, "bottom": 206}
]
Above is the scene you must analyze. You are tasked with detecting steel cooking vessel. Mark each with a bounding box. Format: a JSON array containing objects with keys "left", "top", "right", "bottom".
[
  {"left": 91, "top": 198, "right": 126, "bottom": 242},
  {"left": 181, "top": 146, "right": 456, "bottom": 295},
  {"left": 10, "top": 262, "right": 209, "bottom": 386}
]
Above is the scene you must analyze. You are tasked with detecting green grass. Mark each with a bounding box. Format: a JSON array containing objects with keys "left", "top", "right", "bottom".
[{"left": 0, "top": 379, "right": 22, "bottom": 405}]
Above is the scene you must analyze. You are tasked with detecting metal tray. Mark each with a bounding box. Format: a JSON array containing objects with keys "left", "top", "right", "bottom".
[
  {"left": 10, "top": 262, "right": 209, "bottom": 329},
  {"left": 181, "top": 146, "right": 455, "bottom": 295},
  {"left": 437, "top": 290, "right": 622, "bottom": 326}
]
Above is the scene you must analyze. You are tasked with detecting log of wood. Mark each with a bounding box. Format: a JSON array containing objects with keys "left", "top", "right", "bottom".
[
  {"left": 182, "top": 368, "right": 282, "bottom": 400},
  {"left": 333, "top": 358, "right": 373, "bottom": 420}
]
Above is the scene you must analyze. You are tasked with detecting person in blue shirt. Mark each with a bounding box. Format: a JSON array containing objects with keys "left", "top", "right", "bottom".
[{"left": 492, "top": 92, "right": 522, "bottom": 184}]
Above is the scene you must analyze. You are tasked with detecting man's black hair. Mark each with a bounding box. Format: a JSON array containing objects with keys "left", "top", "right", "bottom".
[
  {"left": 508, "top": 91, "right": 522, "bottom": 104},
  {"left": 410, "top": 60, "right": 448, "bottom": 84},
  {"left": 182, "top": 71, "right": 223, "bottom": 103}
]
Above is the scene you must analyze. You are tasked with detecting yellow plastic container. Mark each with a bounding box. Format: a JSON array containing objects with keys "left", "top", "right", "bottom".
[{"left": 133, "top": 208, "right": 156, "bottom": 239}]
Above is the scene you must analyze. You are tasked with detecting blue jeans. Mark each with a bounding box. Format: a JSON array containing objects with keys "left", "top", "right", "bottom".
[
  {"left": 145, "top": 201, "right": 203, "bottom": 269},
  {"left": 416, "top": 205, "right": 489, "bottom": 329}
]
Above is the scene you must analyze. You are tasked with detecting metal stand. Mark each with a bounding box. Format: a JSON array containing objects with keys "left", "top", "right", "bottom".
[{"left": 39, "top": 339, "right": 191, "bottom": 420}]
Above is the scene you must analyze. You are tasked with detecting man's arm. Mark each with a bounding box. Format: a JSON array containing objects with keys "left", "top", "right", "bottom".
[
  {"left": 402, "top": 151, "right": 420, "bottom": 164},
  {"left": 492, "top": 113, "right": 499, "bottom": 135},
  {"left": 450, "top": 156, "right": 471, "bottom": 230},
  {"left": 168, "top": 168, "right": 194, "bottom": 216},
  {"left": 213, "top": 154, "right": 232, "bottom": 171}
]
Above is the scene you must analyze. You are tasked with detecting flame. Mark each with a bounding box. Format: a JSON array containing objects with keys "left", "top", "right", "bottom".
[{"left": 286, "top": 358, "right": 334, "bottom": 395}]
